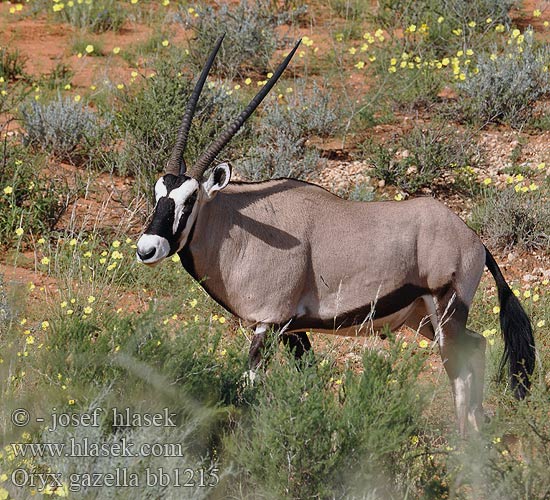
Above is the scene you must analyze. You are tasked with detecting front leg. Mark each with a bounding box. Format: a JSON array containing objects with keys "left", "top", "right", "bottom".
[{"left": 248, "top": 323, "right": 269, "bottom": 371}]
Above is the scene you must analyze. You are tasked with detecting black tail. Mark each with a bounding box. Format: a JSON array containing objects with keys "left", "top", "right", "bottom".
[{"left": 485, "top": 246, "right": 535, "bottom": 398}]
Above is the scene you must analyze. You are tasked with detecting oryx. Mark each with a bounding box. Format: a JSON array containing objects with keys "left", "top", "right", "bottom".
[{"left": 136, "top": 36, "right": 535, "bottom": 434}]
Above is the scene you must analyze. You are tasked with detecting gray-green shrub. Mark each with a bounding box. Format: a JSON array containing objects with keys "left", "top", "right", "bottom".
[
  {"left": 470, "top": 188, "right": 550, "bottom": 251},
  {"left": 236, "top": 82, "right": 339, "bottom": 180},
  {"left": 181, "top": 0, "right": 279, "bottom": 78},
  {"left": 364, "top": 123, "right": 482, "bottom": 193},
  {"left": 20, "top": 95, "right": 104, "bottom": 162},
  {"left": 457, "top": 29, "right": 550, "bottom": 127}
]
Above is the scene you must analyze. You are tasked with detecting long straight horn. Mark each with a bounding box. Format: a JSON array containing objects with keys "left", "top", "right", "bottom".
[
  {"left": 188, "top": 39, "right": 302, "bottom": 180},
  {"left": 165, "top": 34, "right": 225, "bottom": 177}
]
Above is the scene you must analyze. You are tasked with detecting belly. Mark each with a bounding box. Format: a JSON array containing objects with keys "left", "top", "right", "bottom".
[{"left": 286, "top": 302, "right": 417, "bottom": 336}]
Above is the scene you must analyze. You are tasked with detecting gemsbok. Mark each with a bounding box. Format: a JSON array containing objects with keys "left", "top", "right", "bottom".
[{"left": 136, "top": 36, "right": 535, "bottom": 434}]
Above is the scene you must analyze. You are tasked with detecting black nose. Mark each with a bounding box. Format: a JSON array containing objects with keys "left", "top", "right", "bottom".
[{"left": 137, "top": 247, "right": 156, "bottom": 261}]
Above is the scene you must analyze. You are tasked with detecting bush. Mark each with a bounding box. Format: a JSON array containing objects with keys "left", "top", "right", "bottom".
[
  {"left": 111, "top": 54, "right": 250, "bottom": 193},
  {"left": 374, "top": 0, "right": 514, "bottom": 55},
  {"left": 20, "top": 95, "right": 104, "bottom": 163},
  {"left": 53, "top": 0, "right": 125, "bottom": 33},
  {"left": 228, "top": 339, "right": 425, "bottom": 498},
  {"left": 363, "top": 123, "right": 482, "bottom": 193},
  {"left": 236, "top": 82, "right": 339, "bottom": 180},
  {"left": 0, "top": 46, "right": 27, "bottom": 82},
  {"left": 181, "top": 0, "right": 279, "bottom": 78},
  {"left": 457, "top": 29, "right": 550, "bottom": 128},
  {"left": 470, "top": 188, "right": 550, "bottom": 251},
  {"left": 0, "top": 142, "right": 74, "bottom": 246}
]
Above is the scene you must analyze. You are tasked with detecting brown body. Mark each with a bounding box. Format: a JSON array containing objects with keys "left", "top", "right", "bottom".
[{"left": 181, "top": 179, "right": 484, "bottom": 336}]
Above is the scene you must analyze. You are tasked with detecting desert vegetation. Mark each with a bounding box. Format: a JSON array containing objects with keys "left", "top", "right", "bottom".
[{"left": 0, "top": 0, "right": 549, "bottom": 498}]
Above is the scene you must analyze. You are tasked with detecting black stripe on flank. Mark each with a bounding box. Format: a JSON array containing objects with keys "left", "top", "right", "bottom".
[{"left": 289, "top": 283, "right": 454, "bottom": 332}]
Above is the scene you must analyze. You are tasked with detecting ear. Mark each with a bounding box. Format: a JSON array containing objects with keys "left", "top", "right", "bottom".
[{"left": 203, "top": 162, "right": 231, "bottom": 199}]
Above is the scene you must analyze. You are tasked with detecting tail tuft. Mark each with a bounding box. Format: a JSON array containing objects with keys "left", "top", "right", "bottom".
[{"left": 485, "top": 247, "right": 535, "bottom": 399}]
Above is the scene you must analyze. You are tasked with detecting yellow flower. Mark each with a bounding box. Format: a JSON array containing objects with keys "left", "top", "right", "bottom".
[
  {"left": 3, "top": 186, "right": 13, "bottom": 195},
  {"left": 85, "top": 45, "right": 94, "bottom": 54},
  {"left": 61, "top": 301, "right": 67, "bottom": 308},
  {"left": 534, "top": 9, "right": 541, "bottom": 17},
  {"left": 83, "top": 306, "right": 93, "bottom": 315},
  {"left": 171, "top": 254, "right": 180, "bottom": 262},
  {"left": 26, "top": 335, "right": 35, "bottom": 345},
  {"left": 524, "top": 290, "right": 531, "bottom": 298},
  {"left": 0, "top": 487, "right": 8, "bottom": 500},
  {"left": 244, "top": 78, "right": 252, "bottom": 85},
  {"left": 493, "top": 306, "right": 500, "bottom": 314},
  {"left": 162, "top": 40, "right": 169, "bottom": 47},
  {"left": 354, "top": 61, "right": 365, "bottom": 69},
  {"left": 68, "top": 399, "right": 75, "bottom": 405},
  {"left": 15, "top": 227, "right": 24, "bottom": 237},
  {"left": 41, "top": 257, "right": 50, "bottom": 265},
  {"left": 42, "top": 321, "right": 49, "bottom": 330},
  {"left": 69, "top": 238, "right": 77, "bottom": 246},
  {"left": 219, "top": 316, "right": 226, "bottom": 324},
  {"left": 533, "top": 294, "right": 540, "bottom": 302},
  {"left": 483, "top": 178, "right": 492, "bottom": 185},
  {"left": 87, "top": 295, "right": 96, "bottom": 304},
  {"left": 537, "top": 320, "right": 546, "bottom": 328},
  {"left": 437, "top": 16, "right": 444, "bottom": 23},
  {"left": 74, "top": 95, "right": 81, "bottom": 102},
  {"left": 394, "top": 193, "right": 403, "bottom": 201},
  {"left": 189, "top": 298, "right": 198, "bottom": 308},
  {"left": 113, "top": 46, "right": 121, "bottom": 54},
  {"left": 302, "top": 36, "right": 313, "bottom": 47},
  {"left": 38, "top": 237, "right": 45, "bottom": 244},
  {"left": 419, "top": 339, "right": 429, "bottom": 348},
  {"left": 537, "top": 162, "right": 545, "bottom": 170},
  {"left": 162, "top": 0, "right": 170, "bottom": 5}
]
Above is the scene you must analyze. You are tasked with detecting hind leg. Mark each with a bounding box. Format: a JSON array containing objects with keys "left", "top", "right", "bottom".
[
  {"left": 427, "top": 295, "right": 486, "bottom": 435},
  {"left": 280, "top": 332, "right": 312, "bottom": 360}
]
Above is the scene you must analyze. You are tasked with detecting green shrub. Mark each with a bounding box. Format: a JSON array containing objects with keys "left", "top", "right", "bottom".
[
  {"left": 457, "top": 29, "right": 550, "bottom": 128},
  {"left": 20, "top": 95, "right": 105, "bottom": 163},
  {"left": 330, "top": 0, "right": 371, "bottom": 21},
  {"left": 0, "top": 142, "right": 74, "bottom": 246},
  {"left": 53, "top": 0, "right": 125, "bottom": 33},
  {"left": 111, "top": 55, "right": 250, "bottom": 193},
  {"left": 0, "top": 46, "right": 27, "bottom": 82},
  {"left": 236, "top": 82, "right": 339, "bottom": 180},
  {"left": 363, "top": 123, "right": 482, "bottom": 193},
  {"left": 228, "top": 339, "right": 425, "bottom": 498},
  {"left": 40, "top": 62, "right": 74, "bottom": 91},
  {"left": 470, "top": 188, "right": 550, "bottom": 251},
  {"left": 181, "top": 1, "right": 279, "bottom": 78},
  {"left": 374, "top": 0, "right": 513, "bottom": 55}
]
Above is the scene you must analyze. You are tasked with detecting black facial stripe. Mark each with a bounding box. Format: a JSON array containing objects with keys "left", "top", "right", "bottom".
[
  {"left": 145, "top": 197, "right": 175, "bottom": 241},
  {"left": 176, "top": 191, "right": 198, "bottom": 234}
]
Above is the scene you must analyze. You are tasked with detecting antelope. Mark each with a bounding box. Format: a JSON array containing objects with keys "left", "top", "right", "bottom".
[{"left": 136, "top": 36, "right": 535, "bottom": 434}]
